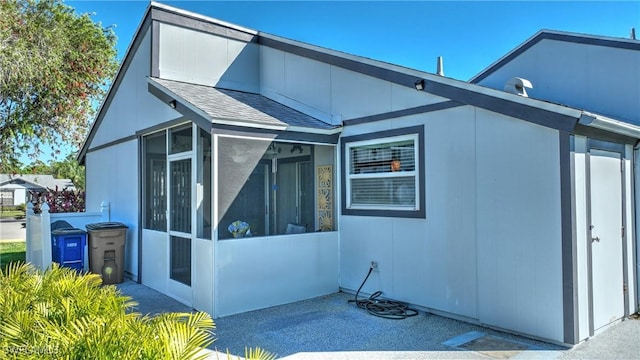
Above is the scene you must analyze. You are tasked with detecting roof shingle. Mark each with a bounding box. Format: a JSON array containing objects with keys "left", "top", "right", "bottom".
[{"left": 149, "top": 77, "right": 338, "bottom": 130}]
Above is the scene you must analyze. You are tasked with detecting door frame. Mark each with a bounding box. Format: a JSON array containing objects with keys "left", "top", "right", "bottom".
[
  {"left": 165, "top": 125, "right": 197, "bottom": 306},
  {"left": 585, "top": 139, "right": 629, "bottom": 336}
]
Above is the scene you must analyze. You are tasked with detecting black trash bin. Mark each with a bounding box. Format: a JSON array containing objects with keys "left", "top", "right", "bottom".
[
  {"left": 51, "top": 220, "right": 87, "bottom": 272},
  {"left": 85, "top": 222, "right": 128, "bottom": 284}
]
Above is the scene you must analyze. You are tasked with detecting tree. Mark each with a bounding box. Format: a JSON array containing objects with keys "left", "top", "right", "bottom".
[
  {"left": 0, "top": 0, "right": 118, "bottom": 173},
  {"left": 21, "top": 159, "right": 50, "bottom": 175},
  {"left": 50, "top": 153, "right": 85, "bottom": 190}
]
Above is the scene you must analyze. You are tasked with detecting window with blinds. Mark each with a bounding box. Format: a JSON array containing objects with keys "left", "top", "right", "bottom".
[{"left": 346, "top": 134, "right": 419, "bottom": 210}]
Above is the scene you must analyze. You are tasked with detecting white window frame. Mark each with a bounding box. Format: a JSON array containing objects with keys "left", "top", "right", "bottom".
[{"left": 345, "top": 133, "right": 419, "bottom": 211}]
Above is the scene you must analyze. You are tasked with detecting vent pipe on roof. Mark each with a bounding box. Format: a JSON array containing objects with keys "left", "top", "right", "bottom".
[
  {"left": 504, "top": 77, "right": 533, "bottom": 97},
  {"left": 631, "top": 28, "right": 637, "bottom": 40},
  {"left": 436, "top": 56, "right": 444, "bottom": 76}
]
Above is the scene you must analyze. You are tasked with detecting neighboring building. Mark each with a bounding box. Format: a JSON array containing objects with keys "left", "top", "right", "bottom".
[
  {"left": 471, "top": 29, "right": 640, "bottom": 341},
  {"left": 77, "top": 2, "right": 639, "bottom": 346},
  {"left": 470, "top": 29, "right": 640, "bottom": 125},
  {"left": 0, "top": 174, "right": 75, "bottom": 206}
]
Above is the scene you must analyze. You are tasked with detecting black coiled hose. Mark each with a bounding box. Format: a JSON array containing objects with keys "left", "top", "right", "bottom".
[{"left": 348, "top": 266, "right": 419, "bottom": 320}]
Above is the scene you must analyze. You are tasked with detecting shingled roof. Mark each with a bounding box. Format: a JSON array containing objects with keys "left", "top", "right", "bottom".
[
  {"left": 0, "top": 174, "right": 75, "bottom": 190},
  {"left": 149, "top": 77, "right": 338, "bottom": 131}
]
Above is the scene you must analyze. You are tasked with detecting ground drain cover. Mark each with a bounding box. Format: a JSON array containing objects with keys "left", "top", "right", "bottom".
[{"left": 443, "top": 331, "right": 533, "bottom": 359}]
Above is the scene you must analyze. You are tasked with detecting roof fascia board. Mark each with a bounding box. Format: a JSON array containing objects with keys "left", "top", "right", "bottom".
[
  {"left": 85, "top": 135, "right": 138, "bottom": 155},
  {"left": 425, "top": 80, "right": 578, "bottom": 132},
  {"left": 212, "top": 124, "right": 340, "bottom": 145},
  {"left": 150, "top": 5, "right": 258, "bottom": 44},
  {"left": 259, "top": 34, "right": 421, "bottom": 90},
  {"left": 578, "top": 112, "right": 640, "bottom": 140},
  {"left": 574, "top": 124, "right": 638, "bottom": 145},
  {"left": 470, "top": 30, "right": 640, "bottom": 83},
  {"left": 344, "top": 100, "right": 464, "bottom": 126},
  {"left": 150, "top": 1, "right": 258, "bottom": 39},
  {"left": 77, "top": 5, "right": 154, "bottom": 165},
  {"left": 2, "top": 177, "right": 43, "bottom": 188}
]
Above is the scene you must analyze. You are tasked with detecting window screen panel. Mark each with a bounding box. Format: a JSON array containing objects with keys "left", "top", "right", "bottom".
[
  {"left": 143, "top": 132, "right": 167, "bottom": 231},
  {"left": 170, "top": 159, "right": 191, "bottom": 233}
]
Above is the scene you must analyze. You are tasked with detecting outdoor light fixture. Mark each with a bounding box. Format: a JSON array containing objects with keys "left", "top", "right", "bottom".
[
  {"left": 414, "top": 79, "right": 425, "bottom": 91},
  {"left": 168, "top": 99, "right": 177, "bottom": 109}
]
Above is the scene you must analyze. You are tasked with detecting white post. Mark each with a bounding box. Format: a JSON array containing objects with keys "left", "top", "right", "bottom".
[
  {"left": 100, "top": 201, "right": 110, "bottom": 222},
  {"left": 41, "top": 202, "right": 52, "bottom": 270},
  {"left": 25, "top": 202, "right": 34, "bottom": 264}
]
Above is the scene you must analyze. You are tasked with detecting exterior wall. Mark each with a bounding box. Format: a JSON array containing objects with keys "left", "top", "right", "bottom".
[
  {"left": 339, "top": 105, "right": 478, "bottom": 320},
  {"left": 87, "top": 25, "right": 188, "bottom": 283},
  {"left": 339, "top": 105, "right": 565, "bottom": 343},
  {"left": 14, "top": 188, "right": 26, "bottom": 205},
  {"left": 474, "top": 109, "right": 563, "bottom": 342},
  {"left": 216, "top": 231, "right": 339, "bottom": 317},
  {"left": 0, "top": 184, "right": 34, "bottom": 205},
  {"left": 260, "top": 46, "right": 449, "bottom": 124},
  {"left": 141, "top": 229, "right": 168, "bottom": 294},
  {"left": 263, "top": 40, "right": 566, "bottom": 341},
  {"left": 85, "top": 139, "right": 139, "bottom": 281},
  {"left": 475, "top": 39, "right": 640, "bottom": 123},
  {"left": 158, "top": 23, "right": 259, "bottom": 93},
  {"left": 91, "top": 28, "right": 178, "bottom": 148}
]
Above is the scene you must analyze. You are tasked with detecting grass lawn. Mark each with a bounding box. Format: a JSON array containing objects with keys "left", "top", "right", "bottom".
[
  {"left": 0, "top": 210, "right": 24, "bottom": 219},
  {"left": 0, "top": 241, "right": 26, "bottom": 271}
]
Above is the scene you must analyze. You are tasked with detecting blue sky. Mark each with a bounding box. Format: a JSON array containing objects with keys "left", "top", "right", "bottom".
[
  {"left": 67, "top": 0, "right": 639, "bottom": 80},
  {"left": 24, "top": 0, "right": 640, "bottom": 165}
]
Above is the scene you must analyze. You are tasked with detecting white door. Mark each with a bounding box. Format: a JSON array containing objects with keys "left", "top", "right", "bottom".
[{"left": 589, "top": 149, "right": 625, "bottom": 332}]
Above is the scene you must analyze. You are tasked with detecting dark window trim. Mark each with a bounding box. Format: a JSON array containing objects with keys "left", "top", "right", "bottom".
[{"left": 341, "top": 125, "right": 425, "bottom": 219}]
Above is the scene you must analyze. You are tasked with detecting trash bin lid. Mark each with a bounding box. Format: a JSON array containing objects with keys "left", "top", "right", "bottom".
[
  {"left": 52, "top": 228, "right": 87, "bottom": 235},
  {"left": 51, "top": 220, "right": 74, "bottom": 232},
  {"left": 86, "top": 222, "right": 128, "bottom": 231}
]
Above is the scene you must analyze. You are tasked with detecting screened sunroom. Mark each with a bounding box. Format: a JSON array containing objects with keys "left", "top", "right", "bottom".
[{"left": 139, "top": 77, "right": 341, "bottom": 316}]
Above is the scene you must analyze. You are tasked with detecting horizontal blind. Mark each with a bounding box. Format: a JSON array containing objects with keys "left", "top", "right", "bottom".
[
  {"left": 351, "top": 176, "right": 415, "bottom": 206},
  {"left": 348, "top": 138, "right": 416, "bottom": 208},
  {"left": 350, "top": 140, "right": 415, "bottom": 174}
]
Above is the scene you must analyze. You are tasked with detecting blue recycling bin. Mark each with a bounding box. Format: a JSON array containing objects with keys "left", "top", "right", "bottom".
[{"left": 51, "top": 221, "right": 87, "bottom": 272}]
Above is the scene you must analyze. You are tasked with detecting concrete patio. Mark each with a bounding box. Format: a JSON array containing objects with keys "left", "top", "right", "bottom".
[{"left": 116, "top": 280, "right": 639, "bottom": 359}]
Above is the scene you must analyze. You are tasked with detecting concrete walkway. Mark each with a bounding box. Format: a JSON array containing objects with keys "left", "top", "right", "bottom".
[{"left": 117, "top": 280, "right": 639, "bottom": 359}]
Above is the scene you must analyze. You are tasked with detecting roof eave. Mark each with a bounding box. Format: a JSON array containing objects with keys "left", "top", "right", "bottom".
[{"left": 578, "top": 112, "right": 640, "bottom": 139}]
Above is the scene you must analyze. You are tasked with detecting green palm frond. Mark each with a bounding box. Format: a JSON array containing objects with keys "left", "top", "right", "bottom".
[
  {"left": 245, "top": 347, "right": 278, "bottom": 360},
  {"left": 0, "top": 264, "right": 218, "bottom": 360}
]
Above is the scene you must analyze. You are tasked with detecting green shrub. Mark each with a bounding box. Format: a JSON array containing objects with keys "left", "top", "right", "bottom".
[{"left": 0, "top": 263, "right": 215, "bottom": 359}]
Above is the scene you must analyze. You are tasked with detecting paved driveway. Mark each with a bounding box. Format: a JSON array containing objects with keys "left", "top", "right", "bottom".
[
  {"left": 0, "top": 219, "right": 26, "bottom": 242},
  {"left": 117, "top": 281, "right": 640, "bottom": 359}
]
